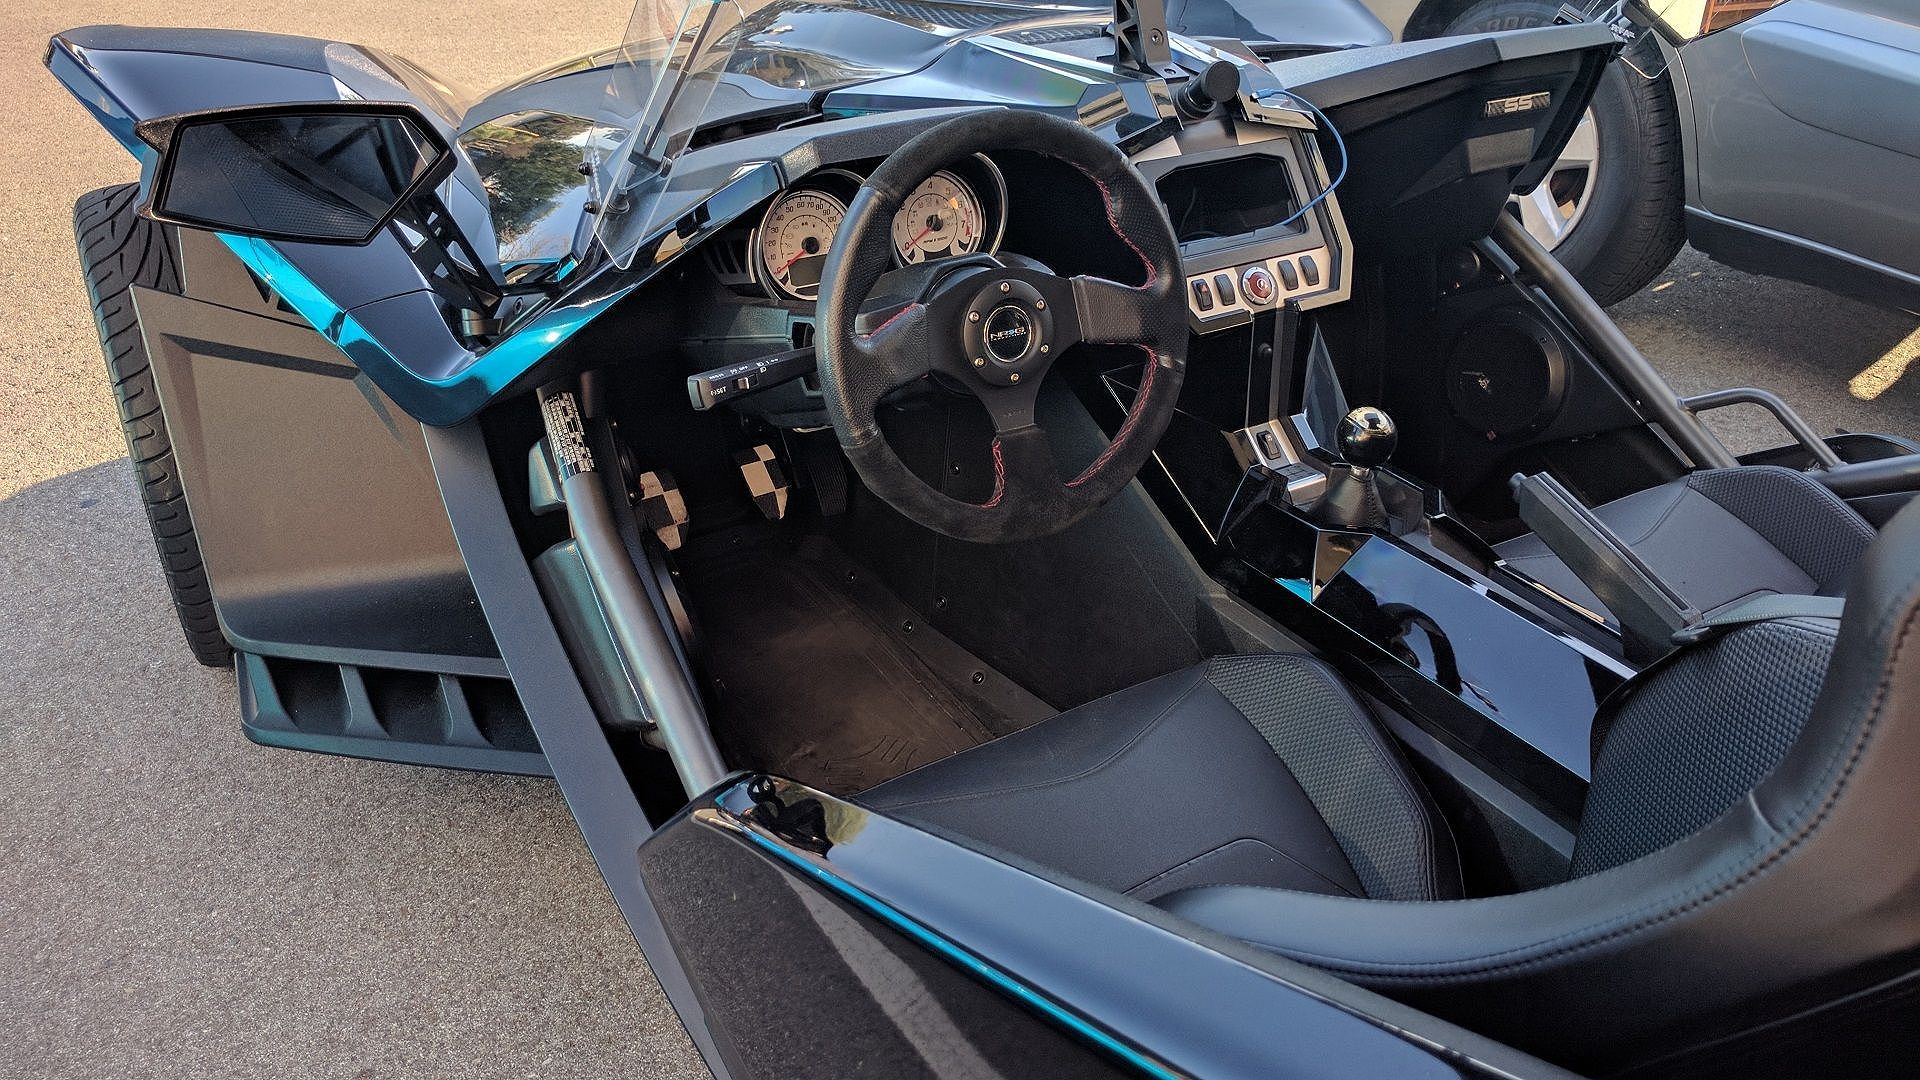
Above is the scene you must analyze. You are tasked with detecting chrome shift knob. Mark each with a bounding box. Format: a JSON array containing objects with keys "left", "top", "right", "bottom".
[{"left": 1338, "top": 406, "right": 1397, "bottom": 469}]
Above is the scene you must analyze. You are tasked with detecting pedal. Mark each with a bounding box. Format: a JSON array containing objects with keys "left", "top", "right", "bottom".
[
  {"left": 734, "top": 444, "right": 792, "bottom": 521},
  {"left": 637, "top": 469, "right": 689, "bottom": 550}
]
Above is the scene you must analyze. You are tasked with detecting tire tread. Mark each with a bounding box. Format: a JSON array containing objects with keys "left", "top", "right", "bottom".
[{"left": 72, "top": 183, "right": 233, "bottom": 667}]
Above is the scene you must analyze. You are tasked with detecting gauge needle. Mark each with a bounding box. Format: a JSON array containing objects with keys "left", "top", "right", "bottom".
[
  {"left": 903, "top": 224, "right": 934, "bottom": 253},
  {"left": 776, "top": 247, "right": 812, "bottom": 275}
]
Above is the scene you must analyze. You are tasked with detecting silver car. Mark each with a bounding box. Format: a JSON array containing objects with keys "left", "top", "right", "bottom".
[{"left": 1355, "top": 0, "right": 1920, "bottom": 311}]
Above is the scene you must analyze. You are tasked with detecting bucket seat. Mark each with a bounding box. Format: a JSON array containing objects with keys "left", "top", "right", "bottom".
[
  {"left": 1495, "top": 464, "right": 1876, "bottom": 620},
  {"left": 860, "top": 498, "right": 1920, "bottom": 1072}
]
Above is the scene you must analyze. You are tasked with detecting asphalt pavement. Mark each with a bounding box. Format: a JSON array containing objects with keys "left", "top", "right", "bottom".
[
  {"left": 2, "top": 7, "right": 1918, "bottom": 1078},
  {"left": 1, "top": 5, "right": 706, "bottom": 1078}
]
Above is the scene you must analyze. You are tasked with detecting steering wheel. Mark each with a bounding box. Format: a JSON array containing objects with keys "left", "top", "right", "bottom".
[{"left": 815, "top": 109, "right": 1188, "bottom": 543}]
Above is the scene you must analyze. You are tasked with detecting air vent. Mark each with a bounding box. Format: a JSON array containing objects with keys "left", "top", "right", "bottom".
[
  {"left": 705, "top": 233, "right": 754, "bottom": 285},
  {"left": 238, "top": 653, "right": 549, "bottom": 775}
]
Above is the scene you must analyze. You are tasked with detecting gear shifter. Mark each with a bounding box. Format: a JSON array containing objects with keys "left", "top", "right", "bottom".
[{"left": 1314, "top": 407, "right": 1397, "bottom": 529}]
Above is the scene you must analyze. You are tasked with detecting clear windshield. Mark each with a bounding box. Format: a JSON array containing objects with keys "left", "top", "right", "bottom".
[{"left": 584, "top": 0, "right": 1094, "bottom": 267}]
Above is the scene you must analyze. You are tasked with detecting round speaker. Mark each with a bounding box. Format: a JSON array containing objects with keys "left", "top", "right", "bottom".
[{"left": 1444, "top": 308, "right": 1568, "bottom": 442}]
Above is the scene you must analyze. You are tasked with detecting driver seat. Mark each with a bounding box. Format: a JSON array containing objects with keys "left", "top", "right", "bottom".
[{"left": 860, "top": 499, "right": 1920, "bottom": 1072}]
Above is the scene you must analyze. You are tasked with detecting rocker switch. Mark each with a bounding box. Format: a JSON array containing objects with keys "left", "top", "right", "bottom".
[
  {"left": 1300, "top": 254, "right": 1321, "bottom": 287},
  {"left": 1213, "top": 273, "right": 1237, "bottom": 305},
  {"left": 1191, "top": 278, "right": 1215, "bottom": 311}
]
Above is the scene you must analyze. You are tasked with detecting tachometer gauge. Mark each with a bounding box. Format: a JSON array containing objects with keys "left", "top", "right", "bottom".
[
  {"left": 892, "top": 171, "right": 985, "bottom": 265},
  {"left": 758, "top": 189, "right": 848, "bottom": 301}
]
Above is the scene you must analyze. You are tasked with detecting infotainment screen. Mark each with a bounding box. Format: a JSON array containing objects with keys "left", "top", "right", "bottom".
[{"left": 1156, "top": 155, "right": 1304, "bottom": 246}]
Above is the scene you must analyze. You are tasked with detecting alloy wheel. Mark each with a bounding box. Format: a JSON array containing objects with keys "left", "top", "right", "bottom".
[{"left": 1509, "top": 107, "right": 1601, "bottom": 251}]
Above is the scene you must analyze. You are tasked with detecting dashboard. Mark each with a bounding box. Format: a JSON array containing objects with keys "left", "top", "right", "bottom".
[{"left": 709, "top": 109, "right": 1349, "bottom": 329}]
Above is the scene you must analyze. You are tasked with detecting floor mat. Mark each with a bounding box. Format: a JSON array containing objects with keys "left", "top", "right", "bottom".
[{"left": 680, "top": 530, "right": 1051, "bottom": 795}]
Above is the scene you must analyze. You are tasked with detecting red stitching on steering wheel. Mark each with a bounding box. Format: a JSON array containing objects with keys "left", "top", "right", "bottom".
[
  {"left": 1058, "top": 161, "right": 1165, "bottom": 492},
  {"left": 859, "top": 301, "right": 923, "bottom": 340},
  {"left": 1082, "top": 170, "right": 1158, "bottom": 288},
  {"left": 1068, "top": 346, "right": 1159, "bottom": 489},
  {"left": 980, "top": 438, "right": 1008, "bottom": 509}
]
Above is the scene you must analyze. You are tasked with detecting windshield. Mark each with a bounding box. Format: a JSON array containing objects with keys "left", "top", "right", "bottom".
[{"left": 585, "top": 0, "right": 1096, "bottom": 267}]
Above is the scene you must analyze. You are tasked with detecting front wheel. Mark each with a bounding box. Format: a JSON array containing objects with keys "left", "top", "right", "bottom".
[
  {"left": 72, "top": 184, "right": 233, "bottom": 667},
  {"left": 1446, "top": 0, "right": 1686, "bottom": 306}
]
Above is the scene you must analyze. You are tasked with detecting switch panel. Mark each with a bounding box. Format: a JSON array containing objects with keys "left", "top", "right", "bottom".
[{"left": 1184, "top": 245, "right": 1335, "bottom": 329}]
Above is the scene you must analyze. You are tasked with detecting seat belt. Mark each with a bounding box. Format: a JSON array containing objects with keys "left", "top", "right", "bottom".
[{"left": 1671, "top": 594, "right": 1845, "bottom": 646}]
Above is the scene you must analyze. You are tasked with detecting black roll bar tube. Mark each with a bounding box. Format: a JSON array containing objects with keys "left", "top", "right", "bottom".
[
  {"left": 537, "top": 382, "right": 728, "bottom": 795},
  {"left": 1679, "top": 387, "right": 1845, "bottom": 470},
  {"left": 1488, "top": 214, "right": 1739, "bottom": 470}
]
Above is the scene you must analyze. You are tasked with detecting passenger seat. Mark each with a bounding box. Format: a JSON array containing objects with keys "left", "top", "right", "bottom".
[{"left": 1495, "top": 465, "right": 1874, "bottom": 621}]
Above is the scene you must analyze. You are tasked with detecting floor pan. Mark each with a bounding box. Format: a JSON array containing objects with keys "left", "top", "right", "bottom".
[{"left": 679, "top": 529, "right": 1052, "bottom": 795}]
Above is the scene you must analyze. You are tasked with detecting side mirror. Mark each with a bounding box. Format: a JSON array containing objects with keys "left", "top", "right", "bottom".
[{"left": 138, "top": 104, "right": 450, "bottom": 245}]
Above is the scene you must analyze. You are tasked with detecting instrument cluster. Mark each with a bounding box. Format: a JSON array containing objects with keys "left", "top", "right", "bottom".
[{"left": 751, "top": 154, "right": 1008, "bottom": 302}]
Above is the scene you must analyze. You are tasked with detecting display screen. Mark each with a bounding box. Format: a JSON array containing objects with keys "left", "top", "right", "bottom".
[{"left": 1156, "top": 155, "right": 1303, "bottom": 246}]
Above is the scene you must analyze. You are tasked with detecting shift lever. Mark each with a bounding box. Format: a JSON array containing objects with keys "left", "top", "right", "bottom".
[{"left": 1314, "top": 406, "right": 1397, "bottom": 529}]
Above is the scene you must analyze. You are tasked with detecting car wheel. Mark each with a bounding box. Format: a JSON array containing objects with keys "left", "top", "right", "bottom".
[
  {"left": 1445, "top": 0, "right": 1686, "bottom": 306},
  {"left": 73, "top": 184, "right": 234, "bottom": 668}
]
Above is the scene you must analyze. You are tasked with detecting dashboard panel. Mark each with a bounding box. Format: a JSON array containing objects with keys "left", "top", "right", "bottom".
[{"left": 1132, "top": 116, "right": 1351, "bottom": 333}]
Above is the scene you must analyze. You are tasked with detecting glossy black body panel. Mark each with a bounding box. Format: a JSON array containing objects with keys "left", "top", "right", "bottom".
[
  {"left": 651, "top": 775, "right": 1573, "bottom": 1079},
  {"left": 1218, "top": 488, "right": 1623, "bottom": 818},
  {"left": 638, "top": 808, "right": 1133, "bottom": 1079}
]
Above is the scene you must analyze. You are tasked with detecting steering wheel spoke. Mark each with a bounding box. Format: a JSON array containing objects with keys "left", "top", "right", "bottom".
[
  {"left": 1070, "top": 274, "right": 1162, "bottom": 348},
  {"left": 974, "top": 380, "right": 1042, "bottom": 435},
  {"left": 984, "top": 423, "right": 1068, "bottom": 511},
  {"left": 852, "top": 300, "right": 937, "bottom": 389}
]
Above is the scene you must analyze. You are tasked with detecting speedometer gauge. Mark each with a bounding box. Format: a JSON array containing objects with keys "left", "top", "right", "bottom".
[
  {"left": 892, "top": 171, "right": 985, "bottom": 265},
  {"left": 759, "top": 189, "right": 848, "bottom": 301}
]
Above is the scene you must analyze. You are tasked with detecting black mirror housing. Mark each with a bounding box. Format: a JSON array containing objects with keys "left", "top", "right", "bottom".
[{"left": 137, "top": 103, "right": 450, "bottom": 245}]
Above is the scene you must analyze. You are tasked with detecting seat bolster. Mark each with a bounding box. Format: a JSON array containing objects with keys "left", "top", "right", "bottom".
[
  {"left": 1165, "top": 502, "right": 1920, "bottom": 1075},
  {"left": 1154, "top": 804, "right": 1785, "bottom": 1073},
  {"left": 1686, "top": 466, "right": 1876, "bottom": 594}
]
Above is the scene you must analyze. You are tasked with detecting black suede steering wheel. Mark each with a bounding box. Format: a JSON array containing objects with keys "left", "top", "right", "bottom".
[{"left": 816, "top": 109, "right": 1188, "bottom": 543}]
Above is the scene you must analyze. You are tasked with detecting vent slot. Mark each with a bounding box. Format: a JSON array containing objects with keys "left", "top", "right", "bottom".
[{"left": 237, "top": 653, "right": 548, "bottom": 775}]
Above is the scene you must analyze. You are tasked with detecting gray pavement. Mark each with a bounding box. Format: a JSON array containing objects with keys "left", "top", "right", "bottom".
[
  {"left": 2, "top": 6, "right": 1918, "bottom": 1079},
  {"left": 1, "top": 5, "right": 705, "bottom": 1078}
]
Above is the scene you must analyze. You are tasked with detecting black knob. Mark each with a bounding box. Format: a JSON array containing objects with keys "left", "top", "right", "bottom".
[
  {"left": 1176, "top": 60, "right": 1241, "bottom": 119},
  {"left": 1338, "top": 406, "right": 1397, "bottom": 468}
]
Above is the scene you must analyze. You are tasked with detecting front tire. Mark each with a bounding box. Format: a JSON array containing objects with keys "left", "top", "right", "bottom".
[
  {"left": 1446, "top": 0, "right": 1686, "bottom": 306},
  {"left": 73, "top": 184, "right": 233, "bottom": 668}
]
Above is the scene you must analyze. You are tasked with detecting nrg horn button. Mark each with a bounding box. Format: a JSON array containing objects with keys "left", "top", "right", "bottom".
[
  {"left": 1241, "top": 266, "right": 1277, "bottom": 305},
  {"left": 984, "top": 304, "right": 1035, "bottom": 363}
]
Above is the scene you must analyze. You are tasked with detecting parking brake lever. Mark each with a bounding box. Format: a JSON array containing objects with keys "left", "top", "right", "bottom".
[{"left": 1509, "top": 471, "right": 1700, "bottom": 664}]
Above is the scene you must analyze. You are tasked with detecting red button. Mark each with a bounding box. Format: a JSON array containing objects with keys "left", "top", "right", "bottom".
[{"left": 1241, "top": 266, "right": 1276, "bottom": 304}]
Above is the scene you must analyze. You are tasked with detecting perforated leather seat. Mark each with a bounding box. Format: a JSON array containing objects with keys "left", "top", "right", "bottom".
[
  {"left": 1495, "top": 464, "right": 1875, "bottom": 619},
  {"left": 863, "top": 498, "right": 1920, "bottom": 1073}
]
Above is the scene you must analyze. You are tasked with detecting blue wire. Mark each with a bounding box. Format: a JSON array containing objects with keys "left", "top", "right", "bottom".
[{"left": 1254, "top": 89, "right": 1348, "bottom": 231}]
